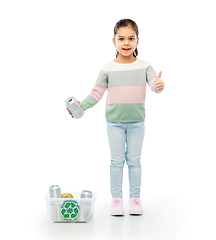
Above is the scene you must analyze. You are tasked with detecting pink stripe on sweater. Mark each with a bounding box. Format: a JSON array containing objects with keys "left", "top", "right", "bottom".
[
  {"left": 89, "top": 85, "right": 106, "bottom": 102},
  {"left": 106, "top": 86, "right": 146, "bottom": 105},
  {"left": 148, "top": 77, "right": 157, "bottom": 91}
]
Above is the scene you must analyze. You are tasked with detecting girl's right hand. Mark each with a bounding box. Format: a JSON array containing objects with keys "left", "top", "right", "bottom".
[
  {"left": 66, "top": 108, "right": 74, "bottom": 118},
  {"left": 66, "top": 101, "right": 81, "bottom": 118}
]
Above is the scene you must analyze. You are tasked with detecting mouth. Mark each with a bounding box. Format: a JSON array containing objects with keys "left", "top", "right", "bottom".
[{"left": 122, "top": 48, "right": 131, "bottom": 51}]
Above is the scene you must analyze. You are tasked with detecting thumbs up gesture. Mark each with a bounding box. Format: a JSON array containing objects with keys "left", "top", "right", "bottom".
[{"left": 155, "top": 71, "right": 164, "bottom": 92}]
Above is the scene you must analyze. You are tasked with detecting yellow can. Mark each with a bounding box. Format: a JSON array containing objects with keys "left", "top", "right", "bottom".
[{"left": 62, "top": 193, "right": 74, "bottom": 198}]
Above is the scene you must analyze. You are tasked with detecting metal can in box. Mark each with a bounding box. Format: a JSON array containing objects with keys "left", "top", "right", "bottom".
[
  {"left": 49, "top": 185, "right": 62, "bottom": 198},
  {"left": 81, "top": 190, "right": 93, "bottom": 198},
  {"left": 79, "top": 190, "right": 93, "bottom": 221},
  {"left": 48, "top": 185, "right": 63, "bottom": 221}
]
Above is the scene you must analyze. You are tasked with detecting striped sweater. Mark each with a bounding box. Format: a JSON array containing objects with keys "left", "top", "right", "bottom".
[{"left": 81, "top": 58, "right": 161, "bottom": 122}]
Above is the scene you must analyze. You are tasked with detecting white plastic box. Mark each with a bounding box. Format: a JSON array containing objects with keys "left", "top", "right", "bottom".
[{"left": 45, "top": 191, "right": 96, "bottom": 223}]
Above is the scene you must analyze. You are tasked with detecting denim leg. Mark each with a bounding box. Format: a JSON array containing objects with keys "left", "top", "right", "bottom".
[
  {"left": 107, "top": 122, "right": 126, "bottom": 198},
  {"left": 126, "top": 122, "right": 145, "bottom": 197}
]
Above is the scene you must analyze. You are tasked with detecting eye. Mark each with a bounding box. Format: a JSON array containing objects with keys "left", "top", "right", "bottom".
[
  {"left": 129, "top": 38, "right": 134, "bottom": 41},
  {"left": 118, "top": 38, "right": 124, "bottom": 41}
]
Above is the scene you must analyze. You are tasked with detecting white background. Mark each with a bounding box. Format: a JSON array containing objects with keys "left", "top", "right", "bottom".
[{"left": 0, "top": 0, "right": 216, "bottom": 239}]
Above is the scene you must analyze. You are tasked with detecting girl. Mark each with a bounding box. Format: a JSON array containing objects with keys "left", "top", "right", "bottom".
[{"left": 68, "top": 19, "right": 164, "bottom": 215}]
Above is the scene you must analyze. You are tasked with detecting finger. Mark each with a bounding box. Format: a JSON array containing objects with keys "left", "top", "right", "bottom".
[
  {"left": 66, "top": 108, "right": 72, "bottom": 116},
  {"left": 156, "top": 83, "right": 164, "bottom": 90},
  {"left": 156, "top": 87, "right": 162, "bottom": 92},
  {"left": 157, "top": 71, "right": 162, "bottom": 79},
  {"left": 157, "top": 86, "right": 164, "bottom": 91},
  {"left": 156, "top": 82, "right": 163, "bottom": 87}
]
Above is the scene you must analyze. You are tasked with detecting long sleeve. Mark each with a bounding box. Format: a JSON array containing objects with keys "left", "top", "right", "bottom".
[
  {"left": 146, "top": 65, "right": 164, "bottom": 93},
  {"left": 80, "top": 70, "right": 108, "bottom": 111}
]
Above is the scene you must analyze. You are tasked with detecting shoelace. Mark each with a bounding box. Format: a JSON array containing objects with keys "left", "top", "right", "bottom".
[
  {"left": 113, "top": 199, "right": 121, "bottom": 207},
  {"left": 132, "top": 199, "right": 139, "bottom": 206}
]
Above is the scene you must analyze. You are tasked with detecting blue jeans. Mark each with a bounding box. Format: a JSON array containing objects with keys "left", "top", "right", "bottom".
[{"left": 107, "top": 122, "right": 145, "bottom": 198}]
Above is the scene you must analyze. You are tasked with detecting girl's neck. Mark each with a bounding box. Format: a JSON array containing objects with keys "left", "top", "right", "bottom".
[{"left": 114, "top": 55, "right": 137, "bottom": 64}]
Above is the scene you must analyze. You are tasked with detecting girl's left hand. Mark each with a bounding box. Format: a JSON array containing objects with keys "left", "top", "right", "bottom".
[{"left": 155, "top": 71, "right": 164, "bottom": 92}]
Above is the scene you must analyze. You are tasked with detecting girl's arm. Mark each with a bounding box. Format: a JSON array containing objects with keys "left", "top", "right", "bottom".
[
  {"left": 146, "top": 66, "right": 165, "bottom": 93},
  {"left": 80, "top": 70, "right": 108, "bottom": 111}
]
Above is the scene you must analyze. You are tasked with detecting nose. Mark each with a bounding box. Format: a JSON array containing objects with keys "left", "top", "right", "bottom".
[{"left": 124, "top": 39, "right": 129, "bottom": 45}]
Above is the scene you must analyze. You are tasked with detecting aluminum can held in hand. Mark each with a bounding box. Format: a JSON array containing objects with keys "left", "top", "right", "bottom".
[
  {"left": 81, "top": 190, "right": 93, "bottom": 198},
  {"left": 65, "top": 96, "right": 84, "bottom": 119},
  {"left": 49, "top": 185, "right": 62, "bottom": 198}
]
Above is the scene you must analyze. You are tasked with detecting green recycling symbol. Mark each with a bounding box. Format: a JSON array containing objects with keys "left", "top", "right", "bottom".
[{"left": 60, "top": 200, "right": 80, "bottom": 220}]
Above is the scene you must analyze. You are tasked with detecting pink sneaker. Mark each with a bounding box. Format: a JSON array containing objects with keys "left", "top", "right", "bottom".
[
  {"left": 110, "top": 198, "right": 124, "bottom": 216},
  {"left": 129, "top": 197, "right": 143, "bottom": 215}
]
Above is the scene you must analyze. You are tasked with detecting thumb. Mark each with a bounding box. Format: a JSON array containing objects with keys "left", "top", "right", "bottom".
[{"left": 157, "top": 71, "right": 162, "bottom": 79}]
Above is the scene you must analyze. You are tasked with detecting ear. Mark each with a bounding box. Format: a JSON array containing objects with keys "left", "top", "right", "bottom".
[
  {"left": 112, "top": 37, "right": 116, "bottom": 48},
  {"left": 137, "top": 37, "right": 139, "bottom": 46}
]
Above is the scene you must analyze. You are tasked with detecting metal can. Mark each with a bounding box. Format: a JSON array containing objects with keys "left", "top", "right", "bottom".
[
  {"left": 50, "top": 202, "right": 63, "bottom": 222},
  {"left": 49, "top": 185, "right": 62, "bottom": 198},
  {"left": 81, "top": 190, "right": 93, "bottom": 198},
  {"left": 65, "top": 96, "right": 84, "bottom": 119},
  {"left": 86, "top": 212, "right": 93, "bottom": 221},
  {"left": 62, "top": 193, "right": 74, "bottom": 198},
  {"left": 76, "top": 205, "right": 87, "bottom": 222},
  {"left": 80, "top": 190, "right": 93, "bottom": 221}
]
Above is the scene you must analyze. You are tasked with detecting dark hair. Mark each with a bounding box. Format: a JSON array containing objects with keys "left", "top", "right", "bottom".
[{"left": 114, "top": 19, "right": 139, "bottom": 58}]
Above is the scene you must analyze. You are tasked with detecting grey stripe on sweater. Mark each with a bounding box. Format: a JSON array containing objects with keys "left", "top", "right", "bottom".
[{"left": 95, "top": 59, "right": 157, "bottom": 88}]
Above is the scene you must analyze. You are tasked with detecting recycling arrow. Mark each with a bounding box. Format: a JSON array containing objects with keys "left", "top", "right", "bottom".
[{"left": 60, "top": 200, "right": 80, "bottom": 220}]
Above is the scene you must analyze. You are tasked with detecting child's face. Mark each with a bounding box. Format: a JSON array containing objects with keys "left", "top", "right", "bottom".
[{"left": 113, "top": 26, "right": 139, "bottom": 58}]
